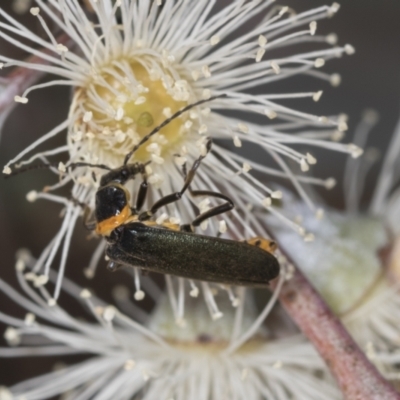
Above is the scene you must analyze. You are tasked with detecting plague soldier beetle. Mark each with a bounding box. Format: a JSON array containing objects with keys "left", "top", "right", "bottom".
[{"left": 7, "top": 95, "right": 280, "bottom": 286}]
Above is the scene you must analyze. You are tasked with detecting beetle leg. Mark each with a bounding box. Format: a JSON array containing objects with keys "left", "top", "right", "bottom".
[
  {"left": 180, "top": 139, "right": 212, "bottom": 194},
  {"left": 135, "top": 169, "right": 148, "bottom": 211},
  {"left": 191, "top": 200, "right": 234, "bottom": 228},
  {"left": 179, "top": 190, "right": 234, "bottom": 232},
  {"left": 70, "top": 196, "right": 96, "bottom": 230},
  {"left": 139, "top": 140, "right": 213, "bottom": 220},
  {"left": 82, "top": 204, "right": 96, "bottom": 230}
]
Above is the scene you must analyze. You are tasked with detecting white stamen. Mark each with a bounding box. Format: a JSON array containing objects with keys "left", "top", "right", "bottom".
[
  {"left": 319, "top": 116, "right": 329, "bottom": 124},
  {"left": 258, "top": 35, "right": 267, "bottom": 47},
  {"left": 233, "top": 136, "right": 242, "bottom": 147},
  {"left": 304, "top": 233, "right": 315, "bottom": 242},
  {"left": 348, "top": 144, "right": 364, "bottom": 158},
  {"left": 15, "top": 259, "right": 25, "bottom": 272},
  {"left": 262, "top": 197, "right": 272, "bottom": 207},
  {"left": 345, "top": 44, "right": 355, "bottom": 55},
  {"left": 156, "top": 213, "right": 168, "bottom": 225},
  {"left": 330, "top": 3, "right": 341, "bottom": 14},
  {"left": 309, "top": 21, "right": 317, "bottom": 35},
  {"left": 271, "top": 191, "right": 283, "bottom": 199},
  {"left": 191, "top": 70, "right": 200, "bottom": 81},
  {"left": 34, "top": 274, "right": 49, "bottom": 287},
  {"left": 47, "top": 298, "right": 56, "bottom": 307},
  {"left": 198, "top": 198, "right": 210, "bottom": 211},
  {"left": 134, "top": 96, "right": 146, "bottom": 105},
  {"left": 4, "top": 327, "right": 20, "bottom": 346},
  {"left": 314, "top": 58, "right": 325, "bottom": 68},
  {"left": 331, "top": 130, "right": 344, "bottom": 141},
  {"left": 24, "top": 313, "right": 36, "bottom": 326},
  {"left": 174, "top": 156, "right": 187, "bottom": 166},
  {"left": 134, "top": 290, "right": 145, "bottom": 301},
  {"left": 242, "top": 162, "right": 251, "bottom": 173},
  {"left": 169, "top": 217, "right": 180, "bottom": 225},
  {"left": 184, "top": 120, "right": 193, "bottom": 129},
  {"left": 124, "top": 360, "right": 136, "bottom": 370},
  {"left": 313, "top": 91, "right": 323, "bottom": 102},
  {"left": 30, "top": 7, "right": 40, "bottom": 16},
  {"left": 270, "top": 61, "right": 280, "bottom": 74},
  {"left": 238, "top": 123, "right": 249, "bottom": 133},
  {"left": 115, "top": 107, "right": 124, "bottom": 121},
  {"left": 58, "top": 162, "right": 66, "bottom": 173},
  {"left": 103, "top": 306, "right": 117, "bottom": 322},
  {"left": 14, "top": 96, "right": 28, "bottom": 104},
  {"left": 306, "top": 153, "right": 317, "bottom": 164},
  {"left": 202, "top": 65, "right": 211, "bottom": 78},
  {"left": 151, "top": 154, "right": 165, "bottom": 164},
  {"left": 56, "top": 44, "right": 68, "bottom": 54},
  {"left": 212, "top": 311, "right": 223, "bottom": 320},
  {"left": 163, "top": 107, "right": 172, "bottom": 118},
  {"left": 83, "top": 111, "right": 93, "bottom": 122},
  {"left": 279, "top": 6, "right": 289, "bottom": 16},
  {"left": 316, "top": 208, "right": 324, "bottom": 219},
  {"left": 26, "top": 190, "right": 38, "bottom": 202},
  {"left": 300, "top": 158, "right": 309, "bottom": 172},
  {"left": 330, "top": 73, "right": 341, "bottom": 87},
  {"left": 325, "top": 178, "right": 337, "bottom": 189},
  {"left": 199, "top": 124, "right": 208, "bottom": 134},
  {"left": 256, "top": 48, "right": 265, "bottom": 63},
  {"left": 80, "top": 289, "right": 92, "bottom": 299},
  {"left": 146, "top": 143, "right": 161, "bottom": 155},
  {"left": 265, "top": 109, "right": 277, "bottom": 119},
  {"left": 241, "top": 368, "right": 249, "bottom": 381},
  {"left": 219, "top": 220, "right": 227, "bottom": 233},
  {"left": 202, "top": 89, "right": 211, "bottom": 99},
  {"left": 210, "top": 35, "right": 220, "bottom": 45},
  {"left": 326, "top": 33, "right": 338, "bottom": 45},
  {"left": 338, "top": 121, "right": 348, "bottom": 132}
]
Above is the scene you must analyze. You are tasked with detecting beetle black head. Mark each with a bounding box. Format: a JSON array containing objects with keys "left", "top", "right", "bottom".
[
  {"left": 99, "top": 163, "right": 146, "bottom": 187},
  {"left": 95, "top": 184, "right": 129, "bottom": 223}
]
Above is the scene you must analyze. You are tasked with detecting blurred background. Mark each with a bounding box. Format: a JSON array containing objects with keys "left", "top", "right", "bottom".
[{"left": 0, "top": 0, "right": 399, "bottom": 387}]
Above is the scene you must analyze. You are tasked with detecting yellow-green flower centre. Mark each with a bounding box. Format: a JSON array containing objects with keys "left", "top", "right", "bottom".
[{"left": 73, "top": 60, "right": 190, "bottom": 163}]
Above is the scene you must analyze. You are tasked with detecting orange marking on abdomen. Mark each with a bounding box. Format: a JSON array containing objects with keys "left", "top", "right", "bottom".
[{"left": 246, "top": 237, "right": 277, "bottom": 254}]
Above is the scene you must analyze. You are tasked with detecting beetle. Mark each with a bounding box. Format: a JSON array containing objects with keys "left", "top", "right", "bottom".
[
  {"left": 85, "top": 96, "right": 280, "bottom": 286},
  {"left": 7, "top": 95, "right": 280, "bottom": 286}
]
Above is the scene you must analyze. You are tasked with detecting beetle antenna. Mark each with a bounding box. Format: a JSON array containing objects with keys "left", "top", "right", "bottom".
[
  {"left": 4, "top": 162, "right": 58, "bottom": 178},
  {"left": 123, "top": 93, "right": 227, "bottom": 165},
  {"left": 68, "top": 162, "right": 112, "bottom": 171},
  {"left": 4, "top": 161, "right": 112, "bottom": 179}
]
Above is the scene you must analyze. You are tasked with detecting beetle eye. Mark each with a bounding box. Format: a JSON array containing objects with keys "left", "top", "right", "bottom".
[{"left": 95, "top": 185, "right": 127, "bottom": 222}]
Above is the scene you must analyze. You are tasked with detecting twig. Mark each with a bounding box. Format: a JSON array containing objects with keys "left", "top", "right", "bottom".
[{"left": 273, "top": 266, "right": 400, "bottom": 400}]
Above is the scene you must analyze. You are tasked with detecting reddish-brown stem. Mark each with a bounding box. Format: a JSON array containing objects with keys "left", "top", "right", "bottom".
[{"left": 273, "top": 267, "right": 400, "bottom": 400}]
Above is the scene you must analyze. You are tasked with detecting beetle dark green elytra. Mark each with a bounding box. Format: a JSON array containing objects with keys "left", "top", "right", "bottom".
[{"left": 106, "top": 222, "right": 279, "bottom": 287}]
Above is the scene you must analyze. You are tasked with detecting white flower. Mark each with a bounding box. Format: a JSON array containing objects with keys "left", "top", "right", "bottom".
[
  {"left": 0, "top": 251, "right": 341, "bottom": 400},
  {"left": 0, "top": 0, "right": 359, "bottom": 301},
  {"left": 266, "top": 110, "right": 400, "bottom": 381}
]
